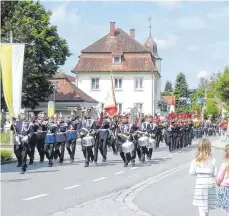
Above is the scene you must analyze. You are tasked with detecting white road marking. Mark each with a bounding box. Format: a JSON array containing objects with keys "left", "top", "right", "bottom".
[
  {"left": 23, "top": 194, "right": 49, "bottom": 201},
  {"left": 162, "top": 156, "right": 169, "bottom": 159},
  {"left": 174, "top": 152, "right": 179, "bottom": 154},
  {"left": 128, "top": 173, "right": 139, "bottom": 178},
  {"left": 131, "top": 167, "right": 140, "bottom": 170},
  {"left": 114, "top": 171, "right": 126, "bottom": 175},
  {"left": 64, "top": 184, "right": 81, "bottom": 190},
  {"left": 92, "top": 177, "right": 107, "bottom": 182}
]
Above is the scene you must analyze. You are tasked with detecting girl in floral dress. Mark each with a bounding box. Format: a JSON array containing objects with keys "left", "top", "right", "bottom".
[{"left": 216, "top": 144, "right": 229, "bottom": 215}]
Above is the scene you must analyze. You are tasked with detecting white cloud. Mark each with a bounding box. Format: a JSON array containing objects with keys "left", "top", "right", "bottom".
[
  {"left": 206, "top": 7, "right": 229, "bottom": 20},
  {"left": 197, "top": 70, "right": 210, "bottom": 79},
  {"left": 155, "top": 0, "right": 181, "bottom": 9},
  {"left": 187, "top": 45, "right": 199, "bottom": 51},
  {"left": 176, "top": 16, "right": 207, "bottom": 29},
  {"left": 154, "top": 35, "right": 178, "bottom": 49},
  {"left": 50, "top": 2, "right": 81, "bottom": 26}
]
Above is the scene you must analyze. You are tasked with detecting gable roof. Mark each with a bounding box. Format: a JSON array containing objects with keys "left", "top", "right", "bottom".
[
  {"left": 73, "top": 53, "right": 155, "bottom": 72},
  {"left": 162, "top": 96, "right": 175, "bottom": 105},
  {"left": 82, "top": 28, "right": 150, "bottom": 53},
  {"left": 46, "top": 73, "right": 98, "bottom": 103}
]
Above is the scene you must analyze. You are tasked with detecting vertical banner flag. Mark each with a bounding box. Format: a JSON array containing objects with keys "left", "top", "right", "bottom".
[
  {"left": 104, "top": 72, "right": 117, "bottom": 118},
  {"left": 169, "top": 97, "right": 175, "bottom": 113},
  {"left": 0, "top": 44, "right": 25, "bottom": 117},
  {"left": 48, "top": 101, "right": 55, "bottom": 117}
]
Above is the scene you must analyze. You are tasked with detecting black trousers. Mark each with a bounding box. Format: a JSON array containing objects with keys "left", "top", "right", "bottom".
[
  {"left": 14, "top": 143, "right": 22, "bottom": 165},
  {"left": 141, "top": 146, "right": 148, "bottom": 162},
  {"left": 155, "top": 135, "right": 161, "bottom": 148},
  {"left": 28, "top": 134, "right": 37, "bottom": 164},
  {"left": 109, "top": 136, "right": 117, "bottom": 154},
  {"left": 82, "top": 145, "right": 94, "bottom": 165},
  {"left": 54, "top": 142, "right": 65, "bottom": 163},
  {"left": 66, "top": 139, "right": 76, "bottom": 160},
  {"left": 148, "top": 147, "right": 153, "bottom": 158},
  {"left": 21, "top": 143, "right": 29, "bottom": 172},
  {"left": 168, "top": 135, "right": 175, "bottom": 152},
  {"left": 37, "top": 132, "right": 46, "bottom": 162},
  {"left": 44, "top": 143, "right": 54, "bottom": 165},
  {"left": 94, "top": 135, "right": 108, "bottom": 162}
]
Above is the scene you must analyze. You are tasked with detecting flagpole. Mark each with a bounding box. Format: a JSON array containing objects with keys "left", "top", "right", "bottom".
[{"left": 9, "top": 31, "right": 13, "bottom": 145}]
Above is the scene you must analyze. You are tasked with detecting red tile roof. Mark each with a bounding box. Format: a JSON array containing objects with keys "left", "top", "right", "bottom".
[
  {"left": 163, "top": 96, "right": 175, "bottom": 105},
  {"left": 73, "top": 53, "right": 155, "bottom": 72},
  {"left": 72, "top": 27, "right": 157, "bottom": 73},
  {"left": 46, "top": 73, "right": 98, "bottom": 103},
  {"left": 82, "top": 28, "right": 149, "bottom": 53}
]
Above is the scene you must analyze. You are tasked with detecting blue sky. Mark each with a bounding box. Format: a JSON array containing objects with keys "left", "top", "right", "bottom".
[{"left": 42, "top": 1, "right": 229, "bottom": 89}]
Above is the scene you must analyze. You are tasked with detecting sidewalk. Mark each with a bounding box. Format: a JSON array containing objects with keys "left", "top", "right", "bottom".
[{"left": 211, "top": 139, "right": 228, "bottom": 149}]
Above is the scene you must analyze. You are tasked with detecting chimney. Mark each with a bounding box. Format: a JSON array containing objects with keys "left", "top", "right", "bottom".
[
  {"left": 130, "top": 29, "right": 135, "bottom": 39},
  {"left": 110, "top": 22, "right": 115, "bottom": 37}
]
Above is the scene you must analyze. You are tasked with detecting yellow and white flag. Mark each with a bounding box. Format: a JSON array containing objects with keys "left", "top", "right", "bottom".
[{"left": 0, "top": 44, "right": 25, "bottom": 117}]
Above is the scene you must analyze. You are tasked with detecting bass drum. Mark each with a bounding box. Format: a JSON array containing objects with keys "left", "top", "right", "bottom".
[
  {"left": 148, "top": 138, "right": 156, "bottom": 149},
  {"left": 138, "top": 136, "right": 149, "bottom": 147},
  {"left": 82, "top": 136, "right": 95, "bottom": 147},
  {"left": 122, "top": 140, "right": 134, "bottom": 153}
]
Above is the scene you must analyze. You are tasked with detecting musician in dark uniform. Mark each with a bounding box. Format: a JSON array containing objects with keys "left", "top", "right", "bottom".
[
  {"left": 117, "top": 115, "right": 135, "bottom": 167},
  {"left": 146, "top": 115, "right": 155, "bottom": 159},
  {"left": 152, "top": 121, "right": 162, "bottom": 149},
  {"left": 94, "top": 116, "right": 110, "bottom": 164},
  {"left": 35, "top": 113, "right": 48, "bottom": 162},
  {"left": 66, "top": 116, "right": 78, "bottom": 162},
  {"left": 10, "top": 110, "right": 34, "bottom": 173},
  {"left": 80, "top": 128, "right": 95, "bottom": 167},
  {"left": 54, "top": 116, "right": 67, "bottom": 164},
  {"left": 44, "top": 117, "right": 56, "bottom": 167}
]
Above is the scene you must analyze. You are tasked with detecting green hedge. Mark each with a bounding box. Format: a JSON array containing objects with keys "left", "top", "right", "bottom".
[
  {"left": 0, "top": 149, "right": 13, "bottom": 162},
  {"left": 1, "top": 132, "right": 11, "bottom": 145}
]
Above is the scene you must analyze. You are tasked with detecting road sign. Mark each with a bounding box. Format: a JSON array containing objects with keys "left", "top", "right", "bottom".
[
  {"left": 196, "top": 98, "right": 203, "bottom": 105},
  {"left": 186, "top": 98, "right": 191, "bottom": 104},
  {"left": 179, "top": 97, "right": 186, "bottom": 101},
  {"left": 48, "top": 101, "right": 55, "bottom": 117}
]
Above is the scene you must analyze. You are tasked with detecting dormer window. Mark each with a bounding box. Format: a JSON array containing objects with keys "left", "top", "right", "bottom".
[{"left": 113, "top": 56, "right": 121, "bottom": 64}]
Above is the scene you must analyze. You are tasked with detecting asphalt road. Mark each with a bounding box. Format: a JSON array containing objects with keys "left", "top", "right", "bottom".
[
  {"left": 134, "top": 141, "right": 226, "bottom": 216},
  {"left": 1, "top": 136, "right": 224, "bottom": 216}
]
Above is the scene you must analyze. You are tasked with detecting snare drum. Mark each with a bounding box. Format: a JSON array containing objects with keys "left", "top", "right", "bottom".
[
  {"left": 82, "top": 136, "right": 94, "bottom": 147},
  {"left": 148, "top": 138, "right": 155, "bottom": 148},
  {"left": 122, "top": 141, "right": 134, "bottom": 153},
  {"left": 138, "top": 136, "right": 149, "bottom": 147}
]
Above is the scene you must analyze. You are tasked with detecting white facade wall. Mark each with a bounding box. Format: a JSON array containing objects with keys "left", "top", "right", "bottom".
[{"left": 77, "top": 71, "right": 158, "bottom": 114}]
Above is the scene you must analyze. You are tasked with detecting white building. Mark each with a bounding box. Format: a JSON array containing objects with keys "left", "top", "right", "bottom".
[{"left": 72, "top": 22, "right": 163, "bottom": 115}]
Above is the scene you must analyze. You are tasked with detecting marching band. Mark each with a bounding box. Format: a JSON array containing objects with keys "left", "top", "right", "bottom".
[{"left": 10, "top": 109, "right": 228, "bottom": 174}]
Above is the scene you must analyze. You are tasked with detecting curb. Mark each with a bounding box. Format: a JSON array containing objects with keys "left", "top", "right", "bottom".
[
  {"left": 1, "top": 159, "right": 17, "bottom": 165},
  {"left": 117, "top": 163, "right": 190, "bottom": 216}
]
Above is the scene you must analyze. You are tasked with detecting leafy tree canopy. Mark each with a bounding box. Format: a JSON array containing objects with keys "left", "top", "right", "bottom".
[
  {"left": 1, "top": 1, "right": 71, "bottom": 110},
  {"left": 164, "top": 81, "right": 173, "bottom": 92},
  {"left": 215, "top": 66, "right": 229, "bottom": 109},
  {"left": 173, "top": 72, "right": 189, "bottom": 113}
]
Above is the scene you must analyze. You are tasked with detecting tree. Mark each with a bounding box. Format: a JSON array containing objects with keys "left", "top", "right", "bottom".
[
  {"left": 190, "top": 87, "right": 204, "bottom": 115},
  {"left": 215, "top": 66, "right": 229, "bottom": 110},
  {"left": 1, "top": 1, "right": 71, "bottom": 110},
  {"left": 173, "top": 72, "right": 189, "bottom": 113},
  {"left": 164, "top": 81, "right": 173, "bottom": 92}
]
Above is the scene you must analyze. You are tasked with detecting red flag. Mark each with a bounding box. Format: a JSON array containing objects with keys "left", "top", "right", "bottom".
[
  {"left": 97, "top": 112, "right": 104, "bottom": 127},
  {"left": 171, "top": 97, "right": 175, "bottom": 106},
  {"left": 104, "top": 73, "right": 117, "bottom": 118}
]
